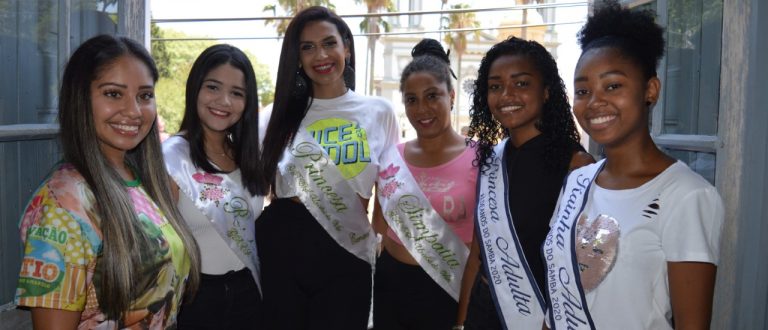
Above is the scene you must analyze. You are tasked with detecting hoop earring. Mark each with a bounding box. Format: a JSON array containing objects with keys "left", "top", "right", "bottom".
[
  {"left": 343, "top": 59, "right": 355, "bottom": 90},
  {"left": 294, "top": 70, "right": 307, "bottom": 96}
]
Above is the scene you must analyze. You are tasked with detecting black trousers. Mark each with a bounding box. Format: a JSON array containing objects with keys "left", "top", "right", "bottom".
[
  {"left": 177, "top": 268, "right": 262, "bottom": 329},
  {"left": 464, "top": 275, "right": 503, "bottom": 330},
  {"left": 256, "top": 199, "right": 372, "bottom": 330},
  {"left": 373, "top": 250, "right": 457, "bottom": 330}
]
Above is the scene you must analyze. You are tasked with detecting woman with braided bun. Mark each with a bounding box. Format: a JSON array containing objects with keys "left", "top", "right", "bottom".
[
  {"left": 460, "top": 36, "right": 593, "bottom": 329},
  {"left": 372, "top": 38, "right": 478, "bottom": 330},
  {"left": 543, "top": 1, "right": 723, "bottom": 329}
]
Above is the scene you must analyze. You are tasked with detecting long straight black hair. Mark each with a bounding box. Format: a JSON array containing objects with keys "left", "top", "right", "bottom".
[
  {"left": 177, "top": 44, "right": 264, "bottom": 195},
  {"left": 58, "top": 34, "right": 200, "bottom": 320},
  {"left": 259, "top": 6, "right": 356, "bottom": 195}
]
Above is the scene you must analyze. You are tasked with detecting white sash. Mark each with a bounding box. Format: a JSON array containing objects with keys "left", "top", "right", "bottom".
[
  {"left": 163, "top": 136, "right": 263, "bottom": 290},
  {"left": 542, "top": 160, "right": 604, "bottom": 330},
  {"left": 376, "top": 145, "right": 469, "bottom": 301},
  {"left": 278, "top": 130, "right": 377, "bottom": 264},
  {"left": 475, "top": 138, "right": 545, "bottom": 329}
]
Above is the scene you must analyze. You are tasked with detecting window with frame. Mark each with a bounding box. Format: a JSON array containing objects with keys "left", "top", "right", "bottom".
[
  {"left": 626, "top": 0, "right": 723, "bottom": 184},
  {"left": 0, "top": 0, "right": 120, "bottom": 308}
]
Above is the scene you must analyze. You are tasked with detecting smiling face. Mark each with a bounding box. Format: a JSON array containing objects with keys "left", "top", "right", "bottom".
[
  {"left": 91, "top": 55, "right": 156, "bottom": 167},
  {"left": 402, "top": 71, "right": 455, "bottom": 140},
  {"left": 572, "top": 47, "right": 659, "bottom": 149},
  {"left": 196, "top": 63, "right": 246, "bottom": 139},
  {"left": 486, "top": 54, "right": 548, "bottom": 141},
  {"left": 299, "top": 20, "right": 350, "bottom": 99}
]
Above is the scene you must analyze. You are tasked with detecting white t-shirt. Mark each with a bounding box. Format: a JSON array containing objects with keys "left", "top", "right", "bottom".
[
  {"left": 552, "top": 160, "right": 723, "bottom": 329},
  {"left": 273, "top": 90, "right": 399, "bottom": 199},
  {"left": 178, "top": 189, "right": 245, "bottom": 274}
]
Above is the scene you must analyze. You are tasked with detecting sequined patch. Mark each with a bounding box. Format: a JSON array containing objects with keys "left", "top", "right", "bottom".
[{"left": 575, "top": 213, "right": 620, "bottom": 293}]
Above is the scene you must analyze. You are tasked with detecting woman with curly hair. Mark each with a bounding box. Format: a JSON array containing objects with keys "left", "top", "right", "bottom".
[
  {"left": 543, "top": 1, "right": 723, "bottom": 329},
  {"left": 458, "top": 36, "right": 593, "bottom": 329}
]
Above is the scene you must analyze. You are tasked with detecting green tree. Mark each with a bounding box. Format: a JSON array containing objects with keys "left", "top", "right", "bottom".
[
  {"left": 354, "top": 0, "right": 394, "bottom": 94},
  {"left": 151, "top": 25, "right": 274, "bottom": 134},
  {"left": 443, "top": 3, "right": 479, "bottom": 127},
  {"left": 245, "top": 51, "right": 275, "bottom": 106},
  {"left": 263, "top": 0, "right": 335, "bottom": 37}
]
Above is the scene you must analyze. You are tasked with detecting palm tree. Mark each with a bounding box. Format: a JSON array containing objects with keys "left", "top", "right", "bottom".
[
  {"left": 354, "top": 0, "right": 394, "bottom": 94},
  {"left": 263, "top": 0, "right": 335, "bottom": 37},
  {"left": 443, "top": 3, "right": 480, "bottom": 128}
]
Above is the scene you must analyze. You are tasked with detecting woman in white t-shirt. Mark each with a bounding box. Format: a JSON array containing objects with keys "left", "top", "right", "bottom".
[
  {"left": 162, "top": 44, "right": 265, "bottom": 329},
  {"left": 543, "top": 1, "right": 724, "bottom": 329},
  {"left": 256, "top": 6, "right": 399, "bottom": 329}
]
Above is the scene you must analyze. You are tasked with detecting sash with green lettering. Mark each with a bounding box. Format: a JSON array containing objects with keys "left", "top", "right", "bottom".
[
  {"left": 376, "top": 145, "right": 469, "bottom": 300},
  {"left": 278, "top": 130, "right": 377, "bottom": 264},
  {"left": 476, "top": 138, "right": 544, "bottom": 329},
  {"left": 164, "top": 136, "right": 263, "bottom": 292},
  {"left": 543, "top": 160, "right": 604, "bottom": 330}
]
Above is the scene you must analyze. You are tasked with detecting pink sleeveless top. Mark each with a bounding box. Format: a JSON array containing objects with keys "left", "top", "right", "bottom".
[{"left": 387, "top": 142, "right": 478, "bottom": 245}]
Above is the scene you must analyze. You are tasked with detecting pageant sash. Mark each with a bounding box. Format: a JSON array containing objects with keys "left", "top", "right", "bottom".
[
  {"left": 376, "top": 145, "right": 469, "bottom": 301},
  {"left": 163, "top": 136, "right": 263, "bottom": 290},
  {"left": 542, "top": 160, "right": 604, "bottom": 330},
  {"left": 475, "top": 138, "right": 545, "bottom": 329},
  {"left": 278, "top": 130, "right": 377, "bottom": 264}
]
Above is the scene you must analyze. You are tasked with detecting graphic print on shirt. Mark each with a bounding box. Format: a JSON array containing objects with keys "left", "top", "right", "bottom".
[
  {"left": 413, "top": 171, "right": 469, "bottom": 224},
  {"left": 575, "top": 213, "right": 620, "bottom": 293},
  {"left": 16, "top": 165, "right": 190, "bottom": 329},
  {"left": 307, "top": 118, "right": 371, "bottom": 179}
]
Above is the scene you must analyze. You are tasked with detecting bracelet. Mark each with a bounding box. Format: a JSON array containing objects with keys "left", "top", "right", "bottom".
[{"left": 452, "top": 325, "right": 465, "bottom": 330}]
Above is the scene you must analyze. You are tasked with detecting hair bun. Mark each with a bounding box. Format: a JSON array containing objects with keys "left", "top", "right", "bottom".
[
  {"left": 578, "top": 0, "right": 664, "bottom": 63},
  {"left": 411, "top": 38, "right": 451, "bottom": 65}
]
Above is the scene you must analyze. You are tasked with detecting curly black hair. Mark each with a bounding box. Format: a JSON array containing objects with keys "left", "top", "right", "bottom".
[
  {"left": 578, "top": 0, "right": 665, "bottom": 80},
  {"left": 400, "top": 38, "right": 456, "bottom": 92},
  {"left": 467, "top": 36, "right": 581, "bottom": 173}
]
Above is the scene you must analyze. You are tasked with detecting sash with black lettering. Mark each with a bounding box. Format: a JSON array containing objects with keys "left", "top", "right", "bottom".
[
  {"left": 542, "top": 160, "right": 604, "bottom": 330},
  {"left": 475, "top": 138, "right": 545, "bottom": 329},
  {"left": 376, "top": 145, "right": 469, "bottom": 300},
  {"left": 278, "top": 130, "right": 377, "bottom": 264}
]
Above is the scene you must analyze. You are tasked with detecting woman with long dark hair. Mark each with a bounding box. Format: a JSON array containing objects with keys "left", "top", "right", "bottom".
[
  {"left": 459, "top": 36, "right": 593, "bottom": 329},
  {"left": 257, "top": 6, "right": 399, "bottom": 329},
  {"left": 543, "top": 2, "right": 723, "bottom": 328},
  {"left": 163, "top": 44, "right": 264, "bottom": 329},
  {"left": 15, "top": 34, "right": 199, "bottom": 329}
]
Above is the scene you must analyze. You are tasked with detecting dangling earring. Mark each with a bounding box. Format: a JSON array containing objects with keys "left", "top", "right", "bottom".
[
  {"left": 294, "top": 69, "right": 307, "bottom": 96},
  {"left": 343, "top": 58, "right": 355, "bottom": 90}
]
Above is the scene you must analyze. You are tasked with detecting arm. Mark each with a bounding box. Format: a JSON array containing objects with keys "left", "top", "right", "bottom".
[
  {"left": 30, "top": 307, "right": 81, "bottom": 330},
  {"left": 456, "top": 232, "right": 481, "bottom": 326},
  {"left": 668, "top": 262, "right": 716, "bottom": 330},
  {"left": 372, "top": 194, "right": 388, "bottom": 235},
  {"left": 170, "top": 180, "right": 180, "bottom": 203},
  {"left": 569, "top": 151, "right": 595, "bottom": 171},
  {"left": 372, "top": 193, "right": 388, "bottom": 256}
]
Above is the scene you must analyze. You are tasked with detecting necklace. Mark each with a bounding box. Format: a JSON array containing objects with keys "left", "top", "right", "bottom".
[{"left": 204, "top": 146, "right": 229, "bottom": 157}]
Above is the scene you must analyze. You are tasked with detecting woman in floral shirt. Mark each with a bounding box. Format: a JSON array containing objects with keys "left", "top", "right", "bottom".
[{"left": 15, "top": 34, "right": 200, "bottom": 329}]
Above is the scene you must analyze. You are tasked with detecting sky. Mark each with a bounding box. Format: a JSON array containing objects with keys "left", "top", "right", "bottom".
[{"left": 149, "top": 0, "right": 588, "bottom": 95}]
